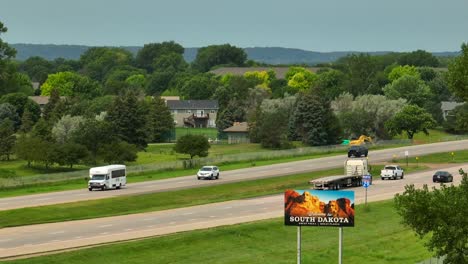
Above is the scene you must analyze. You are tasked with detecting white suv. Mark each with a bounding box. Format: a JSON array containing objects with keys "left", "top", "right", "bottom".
[{"left": 197, "top": 166, "right": 220, "bottom": 180}]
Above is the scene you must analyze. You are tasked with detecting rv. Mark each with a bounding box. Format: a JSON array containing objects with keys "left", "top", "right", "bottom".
[{"left": 88, "top": 165, "right": 127, "bottom": 191}]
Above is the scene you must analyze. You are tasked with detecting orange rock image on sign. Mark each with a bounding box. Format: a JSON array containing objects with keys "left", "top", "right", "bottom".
[{"left": 284, "top": 190, "right": 355, "bottom": 227}]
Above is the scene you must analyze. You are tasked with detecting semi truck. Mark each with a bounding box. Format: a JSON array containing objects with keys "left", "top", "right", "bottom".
[{"left": 309, "top": 158, "right": 371, "bottom": 190}]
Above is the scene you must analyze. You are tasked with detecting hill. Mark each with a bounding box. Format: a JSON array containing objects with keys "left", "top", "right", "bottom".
[{"left": 10, "top": 44, "right": 460, "bottom": 65}]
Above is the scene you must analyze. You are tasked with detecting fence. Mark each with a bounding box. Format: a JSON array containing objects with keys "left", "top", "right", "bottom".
[
  {"left": 417, "top": 256, "right": 446, "bottom": 264},
  {"left": 0, "top": 138, "right": 456, "bottom": 188}
]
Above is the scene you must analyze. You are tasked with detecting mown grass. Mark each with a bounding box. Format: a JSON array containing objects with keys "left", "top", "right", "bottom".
[
  {"left": 395, "top": 149, "right": 468, "bottom": 164},
  {"left": 3, "top": 200, "right": 432, "bottom": 264},
  {"left": 0, "top": 165, "right": 429, "bottom": 228}
]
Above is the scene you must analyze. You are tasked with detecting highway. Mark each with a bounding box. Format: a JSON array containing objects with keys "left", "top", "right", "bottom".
[
  {"left": 1, "top": 140, "right": 468, "bottom": 211},
  {"left": 0, "top": 164, "right": 466, "bottom": 259}
]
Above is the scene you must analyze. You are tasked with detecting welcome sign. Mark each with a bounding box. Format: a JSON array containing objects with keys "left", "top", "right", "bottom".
[{"left": 284, "top": 189, "right": 355, "bottom": 227}]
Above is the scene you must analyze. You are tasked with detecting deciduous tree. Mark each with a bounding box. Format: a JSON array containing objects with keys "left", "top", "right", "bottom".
[
  {"left": 394, "top": 170, "right": 468, "bottom": 264},
  {"left": 173, "top": 134, "right": 210, "bottom": 159},
  {"left": 192, "top": 44, "right": 247, "bottom": 72},
  {"left": 385, "top": 105, "right": 436, "bottom": 139},
  {"left": 0, "top": 119, "right": 15, "bottom": 160},
  {"left": 447, "top": 43, "right": 468, "bottom": 101}
]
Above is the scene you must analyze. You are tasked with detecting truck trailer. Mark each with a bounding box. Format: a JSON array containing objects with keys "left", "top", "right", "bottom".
[{"left": 309, "top": 158, "right": 371, "bottom": 190}]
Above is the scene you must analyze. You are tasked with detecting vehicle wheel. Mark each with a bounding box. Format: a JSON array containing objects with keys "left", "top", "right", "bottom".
[
  {"left": 197, "top": 177, "right": 201, "bottom": 180},
  {"left": 101, "top": 185, "right": 106, "bottom": 191},
  {"left": 433, "top": 180, "right": 436, "bottom": 183},
  {"left": 117, "top": 184, "right": 121, "bottom": 189},
  {"left": 216, "top": 174, "right": 219, "bottom": 180},
  {"left": 210, "top": 174, "right": 214, "bottom": 180},
  {"left": 381, "top": 177, "right": 384, "bottom": 180},
  {"left": 88, "top": 188, "right": 92, "bottom": 191},
  {"left": 449, "top": 177, "right": 453, "bottom": 182},
  {"left": 392, "top": 175, "right": 395, "bottom": 180},
  {"left": 401, "top": 173, "right": 404, "bottom": 179}
]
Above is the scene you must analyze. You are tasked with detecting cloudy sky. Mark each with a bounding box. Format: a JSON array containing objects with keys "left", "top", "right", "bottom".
[{"left": 2, "top": 0, "right": 467, "bottom": 52}]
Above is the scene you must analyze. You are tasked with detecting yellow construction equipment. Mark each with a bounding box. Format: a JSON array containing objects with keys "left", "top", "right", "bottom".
[{"left": 349, "top": 135, "right": 373, "bottom": 146}]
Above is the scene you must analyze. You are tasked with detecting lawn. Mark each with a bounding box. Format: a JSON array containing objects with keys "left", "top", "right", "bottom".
[{"left": 3, "top": 200, "right": 433, "bottom": 264}]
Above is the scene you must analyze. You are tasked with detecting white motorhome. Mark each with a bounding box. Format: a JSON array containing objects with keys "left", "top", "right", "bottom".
[{"left": 88, "top": 165, "right": 126, "bottom": 191}]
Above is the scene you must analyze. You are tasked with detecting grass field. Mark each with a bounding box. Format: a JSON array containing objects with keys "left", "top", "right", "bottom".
[
  {"left": 0, "top": 165, "right": 429, "bottom": 228},
  {"left": 3, "top": 200, "right": 433, "bottom": 264}
]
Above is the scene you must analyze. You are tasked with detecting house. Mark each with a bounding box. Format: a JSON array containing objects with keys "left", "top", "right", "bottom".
[
  {"left": 223, "top": 122, "right": 249, "bottom": 144},
  {"left": 28, "top": 96, "right": 66, "bottom": 112},
  {"left": 166, "top": 100, "right": 218, "bottom": 128},
  {"left": 441, "top": 101, "right": 464, "bottom": 120}
]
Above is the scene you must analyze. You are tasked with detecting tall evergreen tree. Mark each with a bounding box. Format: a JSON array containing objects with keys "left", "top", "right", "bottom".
[
  {"left": 0, "top": 119, "right": 15, "bottom": 160},
  {"left": 106, "top": 91, "right": 149, "bottom": 149},
  {"left": 291, "top": 91, "right": 341, "bottom": 146},
  {"left": 147, "top": 97, "right": 174, "bottom": 142}
]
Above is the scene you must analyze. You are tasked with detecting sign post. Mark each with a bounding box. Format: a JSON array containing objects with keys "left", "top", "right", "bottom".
[
  {"left": 405, "top": 150, "right": 409, "bottom": 167},
  {"left": 297, "top": 226, "right": 301, "bottom": 264},
  {"left": 362, "top": 175, "right": 371, "bottom": 207},
  {"left": 338, "top": 227, "right": 343, "bottom": 264}
]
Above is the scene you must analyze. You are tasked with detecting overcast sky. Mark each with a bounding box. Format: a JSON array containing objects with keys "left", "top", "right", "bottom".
[{"left": 2, "top": 0, "right": 467, "bottom": 52}]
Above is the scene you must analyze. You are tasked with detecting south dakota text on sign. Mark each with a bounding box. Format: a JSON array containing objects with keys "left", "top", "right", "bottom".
[{"left": 284, "top": 189, "right": 355, "bottom": 227}]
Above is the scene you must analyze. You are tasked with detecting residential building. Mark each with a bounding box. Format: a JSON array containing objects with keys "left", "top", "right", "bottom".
[
  {"left": 166, "top": 100, "right": 218, "bottom": 128},
  {"left": 441, "top": 101, "right": 464, "bottom": 120},
  {"left": 223, "top": 122, "right": 249, "bottom": 144}
]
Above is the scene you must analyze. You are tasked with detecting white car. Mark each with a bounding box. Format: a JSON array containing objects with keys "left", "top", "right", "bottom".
[
  {"left": 381, "top": 165, "right": 404, "bottom": 180},
  {"left": 197, "top": 166, "right": 220, "bottom": 180}
]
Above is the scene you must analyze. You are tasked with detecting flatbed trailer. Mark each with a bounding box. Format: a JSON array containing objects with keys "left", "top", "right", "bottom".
[{"left": 309, "top": 175, "right": 363, "bottom": 190}]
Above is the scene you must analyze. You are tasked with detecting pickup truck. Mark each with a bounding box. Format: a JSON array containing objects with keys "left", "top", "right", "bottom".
[{"left": 380, "top": 165, "right": 404, "bottom": 180}]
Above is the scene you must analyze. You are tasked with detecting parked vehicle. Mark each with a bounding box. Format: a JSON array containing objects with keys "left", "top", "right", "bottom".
[
  {"left": 432, "top": 171, "right": 453, "bottom": 183},
  {"left": 309, "top": 158, "right": 371, "bottom": 189},
  {"left": 347, "top": 145, "right": 368, "bottom": 157},
  {"left": 88, "top": 165, "right": 126, "bottom": 191},
  {"left": 197, "top": 166, "right": 220, "bottom": 180},
  {"left": 381, "top": 165, "right": 404, "bottom": 180}
]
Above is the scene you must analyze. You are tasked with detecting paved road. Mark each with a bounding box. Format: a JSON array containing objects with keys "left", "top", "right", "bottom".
[
  {"left": 0, "top": 164, "right": 465, "bottom": 259},
  {"left": 1, "top": 140, "right": 468, "bottom": 211}
]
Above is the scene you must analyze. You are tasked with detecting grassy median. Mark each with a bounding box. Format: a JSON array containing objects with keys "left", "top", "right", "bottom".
[
  {"left": 0, "top": 165, "right": 430, "bottom": 228},
  {"left": 3, "top": 200, "right": 432, "bottom": 264}
]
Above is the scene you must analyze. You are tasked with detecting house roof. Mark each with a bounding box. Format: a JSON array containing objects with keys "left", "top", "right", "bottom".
[
  {"left": 166, "top": 100, "right": 219, "bottom": 110},
  {"left": 210, "top": 67, "right": 320, "bottom": 79},
  {"left": 28, "top": 96, "right": 51, "bottom": 105},
  {"left": 441, "top": 101, "right": 464, "bottom": 111},
  {"left": 223, "top": 122, "right": 249, "bottom": 133}
]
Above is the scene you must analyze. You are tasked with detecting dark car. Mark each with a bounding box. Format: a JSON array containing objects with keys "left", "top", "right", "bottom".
[
  {"left": 432, "top": 171, "right": 453, "bottom": 183},
  {"left": 347, "top": 145, "right": 368, "bottom": 158}
]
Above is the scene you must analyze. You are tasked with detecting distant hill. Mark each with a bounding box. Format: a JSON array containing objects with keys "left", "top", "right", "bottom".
[{"left": 10, "top": 44, "right": 460, "bottom": 65}]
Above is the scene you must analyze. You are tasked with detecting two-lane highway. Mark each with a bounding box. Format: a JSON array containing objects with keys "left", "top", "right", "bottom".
[
  {"left": 1, "top": 140, "right": 468, "bottom": 210},
  {"left": 0, "top": 164, "right": 466, "bottom": 259}
]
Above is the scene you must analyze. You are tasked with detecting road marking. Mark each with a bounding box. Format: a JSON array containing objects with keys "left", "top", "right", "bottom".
[
  {"left": 99, "top": 232, "right": 110, "bottom": 235},
  {"left": 176, "top": 181, "right": 185, "bottom": 184},
  {"left": 98, "top": 224, "right": 113, "bottom": 228},
  {"left": 49, "top": 231, "right": 65, "bottom": 235},
  {"left": 189, "top": 219, "right": 197, "bottom": 221},
  {"left": 182, "top": 212, "right": 193, "bottom": 216},
  {"left": 124, "top": 228, "right": 133, "bottom": 231},
  {"left": 76, "top": 194, "right": 87, "bottom": 196}
]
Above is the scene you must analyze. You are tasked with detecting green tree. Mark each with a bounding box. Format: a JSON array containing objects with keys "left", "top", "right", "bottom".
[
  {"left": 387, "top": 65, "right": 420, "bottom": 82},
  {"left": 291, "top": 91, "right": 341, "bottom": 146},
  {"left": 99, "top": 141, "right": 138, "bottom": 164},
  {"left": 315, "top": 69, "right": 346, "bottom": 100},
  {"left": 42, "top": 88, "right": 63, "bottom": 122},
  {"left": 52, "top": 115, "right": 85, "bottom": 144},
  {"left": 55, "top": 142, "right": 89, "bottom": 168},
  {"left": 153, "top": 52, "right": 188, "bottom": 73},
  {"left": 180, "top": 74, "right": 218, "bottom": 99},
  {"left": 383, "top": 75, "right": 432, "bottom": 107},
  {"left": 146, "top": 71, "right": 175, "bottom": 95},
  {"left": 0, "top": 103, "right": 20, "bottom": 129},
  {"left": 41, "top": 71, "right": 102, "bottom": 98},
  {"left": 394, "top": 170, "right": 468, "bottom": 264},
  {"left": 192, "top": 44, "right": 247, "bottom": 72},
  {"left": 31, "top": 118, "right": 54, "bottom": 142},
  {"left": 19, "top": 56, "right": 54, "bottom": 84},
  {"left": 14, "top": 135, "right": 41, "bottom": 167},
  {"left": 443, "top": 103, "right": 468, "bottom": 134},
  {"left": 72, "top": 118, "right": 115, "bottom": 164},
  {"left": 103, "top": 66, "right": 145, "bottom": 95},
  {"left": 385, "top": 105, "right": 436, "bottom": 139},
  {"left": 335, "top": 53, "right": 381, "bottom": 96},
  {"left": 146, "top": 96, "right": 175, "bottom": 142},
  {"left": 0, "top": 119, "right": 15, "bottom": 160},
  {"left": 285, "top": 67, "right": 318, "bottom": 91},
  {"left": 173, "top": 134, "right": 210, "bottom": 159},
  {"left": 447, "top": 43, "right": 468, "bottom": 101},
  {"left": 105, "top": 91, "right": 149, "bottom": 149},
  {"left": 80, "top": 47, "right": 133, "bottom": 82},
  {"left": 0, "top": 93, "right": 41, "bottom": 127},
  {"left": 397, "top": 49, "right": 439, "bottom": 67},
  {"left": 136, "top": 41, "right": 185, "bottom": 72}
]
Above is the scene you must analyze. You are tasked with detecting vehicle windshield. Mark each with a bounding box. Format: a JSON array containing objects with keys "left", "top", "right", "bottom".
[
  {"left": 200, "top": 167, "right": 213, "bottom": 171},
  {"left": 385, "top": 166, "right": 396, "bottom": 170},
  {"left": 435, "top": 171, "right": 448, "bottom": 176},
  {"left": 91, "top": 174, "right": 106, "bottom": 180}
]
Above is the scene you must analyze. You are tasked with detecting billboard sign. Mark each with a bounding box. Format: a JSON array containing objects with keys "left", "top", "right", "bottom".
[{"left": 285, "top": 189, "right": 355, "bottom": 227}]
